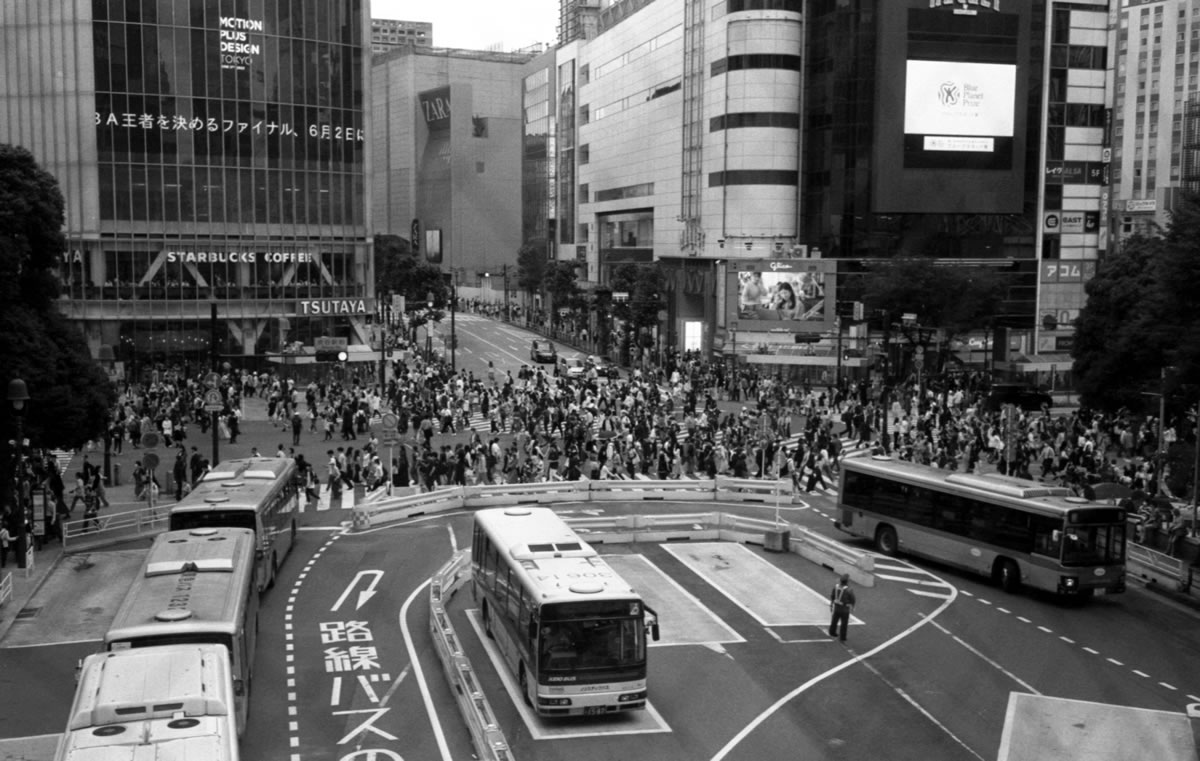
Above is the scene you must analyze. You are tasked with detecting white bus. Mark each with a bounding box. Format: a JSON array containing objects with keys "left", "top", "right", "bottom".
[
  {"left": 837, "top": 457, "right": 1127, "bottom": 597},
  {"left": 104, "top": 527, "right": 259, "bottom": 732},
  {"left": 169, "top": 457, "right": 299, "bottom": 591},
  {"left": 56, "top": 644, "right": 240, "bottom": 760},
  {"left": 471, "top": 507, "right": 659, "bottom": 717}
]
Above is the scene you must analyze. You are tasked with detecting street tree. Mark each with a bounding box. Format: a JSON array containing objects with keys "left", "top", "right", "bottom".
[
  {"left": 1071, "top": 233, "right": 1170, "bottom": 411},
  {"left": 609, "top": 263, "right": 666, "bottom": 349},
  {"left": 0, "top": 144, "right": 114, "bottom": 467},
  {"left": 374, "top": 234, "right": 451, "bottom": 310},
  {"left": 516, "top": 239, "right": 549, "bottom": 298},
  {"left": 860, "top": 256, "right": 1006, "bottom": 372},
  {"left": 544, "top": 261, "right": 582, "bottom": 327}
]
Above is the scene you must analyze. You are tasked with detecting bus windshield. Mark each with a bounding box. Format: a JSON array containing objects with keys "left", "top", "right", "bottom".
[
  {"left": 1061, "top": 523, "right": 1125, "bottom": 566},
  {"left": 540, "top": 617, "right": 644, "bottom": 672},
  {"left": 170, "top": 510, "right": 257, "bottom": 533}
]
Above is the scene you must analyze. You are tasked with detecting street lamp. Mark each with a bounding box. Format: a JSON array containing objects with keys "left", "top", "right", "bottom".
[{"left": 7, "top": 378, "right": 31, "bottom": 569}]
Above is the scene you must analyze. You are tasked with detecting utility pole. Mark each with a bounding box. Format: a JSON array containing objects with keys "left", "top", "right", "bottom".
[
  {"left": 502, "top": 264, "right": 511, "bottom": 322},
  {"left": 450, "top": 270, "right": 457, "bottom": 372}
]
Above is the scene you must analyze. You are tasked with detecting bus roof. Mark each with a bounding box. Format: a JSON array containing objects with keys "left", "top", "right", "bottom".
[
  {"left": 104, "top": 528, "right": 255, "bottom": 647},
  {"left": 171, "top": 457, "right": 295, "bottom": 514},
  {"left": 842, "top": 457, "right": 1109, "bottom": 515},
  {"left": 475, "top": 507, "right": 640, "bottom": 604},
  {"left": 69, "top": 644, "right": 233, "bottom": 730}
]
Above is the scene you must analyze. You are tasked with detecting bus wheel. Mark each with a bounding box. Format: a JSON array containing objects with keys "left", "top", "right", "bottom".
[
  {"left": 996, "top": 559, "right": 1020, "bottom": 593},
  {"left": 482, "top": 603, "right": 494, "bottom": 640},
  {"left": 518, "top": 664, "right": 533, "bottom": 707},
  {"left": 875, "top": 525, "right": 898, "bottom": 555}
]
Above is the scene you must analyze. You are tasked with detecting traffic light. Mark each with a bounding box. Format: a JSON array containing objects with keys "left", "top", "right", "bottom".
[
  {"left": 316, "top": 350, "right": 348, "bottom": 362},
  {"left": 853, "top": 301, "right": 864, "bottom": 321}
]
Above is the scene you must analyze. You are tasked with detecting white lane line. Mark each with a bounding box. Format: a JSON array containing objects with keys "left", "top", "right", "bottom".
[
  {"left": 910, "top": 589, "right": 954, "bottom": 600},
  {"left": 1059, "top": 636, "right": 1075, "bottom": 644},
  {"left": 400, "top": 577, "right": 453, "bottom": 761},
  {"left": 1159, "top": 682, "right": 1177, "bottom": 691},
  {"left": 1106, "top": 657, "right": 1124, "bottom": 666},
  {"left": 928, "top": 618, "right": 1041, "bottom": 696},
  {"left": 1016, "top": 616, "right": 1031, "bottom": 624},
  {"left": 859, "top": 657, "right": 985, "bottom": 761},
  {"left": 1132, "top": 670, "right": 1149, "bottom": 678},
  {"left": 997, "top": 607, "right": 1011, "bottom": 614},
  {"left": 1037, "top": 626, "right": 1053, "bottom": 634},
  {"left": 1187, "top": 694, "right": 1200, "bottom": 702},
  {"left": 709, "top": 580, "right": 959, "bottom": 761},
  {"left": 1083, "top": 647, "right": 1100, "bottom": 655}
]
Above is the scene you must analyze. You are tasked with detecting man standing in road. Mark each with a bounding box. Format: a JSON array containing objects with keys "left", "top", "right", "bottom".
[{"left": 829, "top": 573, "right": 856, "bottom": 643}]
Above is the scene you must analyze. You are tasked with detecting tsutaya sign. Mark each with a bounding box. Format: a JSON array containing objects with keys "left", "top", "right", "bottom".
[
  {"left": 299, "top": 299, "right": 369, "bottom": 316},
  {"left": 929, "top": 0, "right": 1001, "bottom": 9}
]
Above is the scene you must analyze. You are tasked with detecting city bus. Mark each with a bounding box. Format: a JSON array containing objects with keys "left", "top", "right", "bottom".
[
  {"left": 56, "top": 644, "right": 240, "bottom": 760},
  {"left": 836, "top": 457, "right": 1126, "bottom": 597},
  {"left": 169, "top": 456, "right": 299, "bottom": 591},
  {"left": 104, "top": 527, "right": 259, "bottom": 732},
  {"left": 471, "top": 506, "right": 660, "bottom": 717}
]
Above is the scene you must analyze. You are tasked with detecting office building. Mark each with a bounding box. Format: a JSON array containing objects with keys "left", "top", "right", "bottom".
[
  {"left": 0, "top": 0, "right": 372, "bottom": 379},
  {"left": 370, "top": 18, "right": 432, "bottom": 55}
]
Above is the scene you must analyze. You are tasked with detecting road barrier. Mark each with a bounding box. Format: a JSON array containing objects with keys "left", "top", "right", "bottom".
[
  {"left": 61, "top": 503, "right": 168, "bottom": 553},
  {"left": 0, "top": 571, "right": 11, "bottom": 609},
  {"left": 354, "top": 478, "right": 806, "bottom": 530},
  {"left": 1127, "top": 542, "right": 1192, "bottom": 593},
  {"left": 429, "top": 551, "right": 513, "bottom": 761}
]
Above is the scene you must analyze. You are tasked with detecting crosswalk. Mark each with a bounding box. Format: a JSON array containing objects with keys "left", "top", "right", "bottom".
[{"left": 299, "top": 486, "right": 357, "bottom": 512}]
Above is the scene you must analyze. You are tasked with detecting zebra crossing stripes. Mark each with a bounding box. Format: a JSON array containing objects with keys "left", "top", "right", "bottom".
[{"left": 298, "top": 486, "right": 357, "bottom": 512}]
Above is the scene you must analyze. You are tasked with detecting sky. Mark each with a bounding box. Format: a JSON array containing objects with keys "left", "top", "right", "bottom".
[{"left": 371, "top": 0, "right": 559, "bottom": 52}]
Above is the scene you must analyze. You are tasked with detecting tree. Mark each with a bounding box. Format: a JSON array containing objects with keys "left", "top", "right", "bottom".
[
  {"left": 0, "top": 144, "right": 114, "bottom": 477},
  {"left": 374, "top": 234, "right": 451, "bottom": 310},
  {"left": 1071, "top": 234, "right": 1170, "bottom": 411},
  {"left": 860, "top": 256, "right": 1006, "bottom": 372},
  {"left": 544, "top": 261, "right": 582, "bottom": 326},
  {"left": 516, "top": 239, "right": 549, "bottom": 296},
  {"left": 1073, "top": 192, "right": 1200, "bottom": 413},
  {"left": 609, "top": 263, "right": 666, "bottom": 351}
]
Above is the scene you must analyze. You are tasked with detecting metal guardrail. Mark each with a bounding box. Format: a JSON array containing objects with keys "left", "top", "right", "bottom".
[
  {"left": 429, "top": 551, "right": 513, "bottom": 761},
  {"left": 1127, "top": 542, "right": 1191, "bottom": 592},
  {"left": 61, "top": 504, "right": 169, "bottom": 553},
  {"left": 356, "top": 477, "right": 801, "bottom": 529}
]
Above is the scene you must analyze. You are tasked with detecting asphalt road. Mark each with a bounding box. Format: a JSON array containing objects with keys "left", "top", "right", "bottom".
[{"left": 2, "top": 316, "right": 1198, "bottom": 761}]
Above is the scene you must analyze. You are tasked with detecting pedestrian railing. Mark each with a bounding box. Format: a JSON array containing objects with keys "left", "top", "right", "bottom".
[
  {"left": 61, "top": 503, "right": 169, "bottom": 553},
  {"left": 0, "top": 571, "right": 12, "bottom": 608}
]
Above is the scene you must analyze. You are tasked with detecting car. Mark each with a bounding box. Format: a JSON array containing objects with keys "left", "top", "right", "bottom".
[
  {"left": 586, "top": 355, "right": 621, "bottom": 380},
  {"left": 557, "top": 356, "right": 586, "bottom": 378},
  {"left": 531, "top": 339, "right": 557, "bottom": 363},
  {"left": 981, "top": 383, "right": 1053, "bottom": 412}
]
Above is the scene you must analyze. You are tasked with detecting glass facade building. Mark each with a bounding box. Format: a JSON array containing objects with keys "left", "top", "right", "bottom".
[{"left": 0, "top": 0, "right": 371, "bottom": 380}]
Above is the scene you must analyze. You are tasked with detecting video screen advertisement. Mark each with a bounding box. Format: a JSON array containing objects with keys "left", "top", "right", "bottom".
[
  {"left": 726, "top": 260, "right": 837, "bottom": 335},
  {"left": 873, "top": 1, "right": 1030, "bottom": 214}
]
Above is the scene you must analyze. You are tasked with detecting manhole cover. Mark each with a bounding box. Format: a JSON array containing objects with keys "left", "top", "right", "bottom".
[{"left": 14, "top": 607, "right": 41, "bottom": 621}]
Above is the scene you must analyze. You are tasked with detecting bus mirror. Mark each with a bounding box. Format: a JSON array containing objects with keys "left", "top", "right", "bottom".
[
  {"left": 233, "top": 678, "right": 246, "bottom": 697},
  {"left": 650, "top": 623, "right": 660, "bottom": 642}
]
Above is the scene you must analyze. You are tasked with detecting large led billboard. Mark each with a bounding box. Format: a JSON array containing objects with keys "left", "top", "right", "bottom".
[
  {"left": 873, "top": 3, "right": 1029, "bottom": 213},
  {"left": 904, "top": 60, "right": 1016, "bottom": 151},
  {"left": 726, "top": 260, "right": 837, "bottom": 334}
]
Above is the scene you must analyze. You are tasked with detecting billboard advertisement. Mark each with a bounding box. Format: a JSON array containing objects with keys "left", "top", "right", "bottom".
[
  {"left": 873, "top": 2, "right": 1028, "bottom": 213},
  {"left": 903, "top": 60, "right": 1016, "bottom": 150},
  {"left": 726, "top": 260, "right": 837, "bottom": 334}
]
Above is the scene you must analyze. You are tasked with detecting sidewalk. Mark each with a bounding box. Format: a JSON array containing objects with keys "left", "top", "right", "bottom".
[{"left": 0, "top": 538, "right": 64, "bottom": 642}]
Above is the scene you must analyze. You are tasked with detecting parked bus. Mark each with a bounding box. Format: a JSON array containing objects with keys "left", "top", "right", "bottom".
[
  {"left": 56, "top": 644, "right": 240, "bottom": 760},
  {"left": 471, "top": 507, "right": 659, "bottom": 717},
  {"left": 104, "top": 527, "right": 259, "bottom": 732},
  {"left": 836, "top": 457, "right": 1127, "bottom": 597},
  {"left": 169, "top": 457, "right": 299, "bottom": 591}
]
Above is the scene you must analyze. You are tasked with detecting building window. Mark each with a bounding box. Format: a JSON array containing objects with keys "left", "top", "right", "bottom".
[
  {"left": 580, "top": 104, "right": 590, "bottom": 125},
  {"left": 579, "top": 144, "right": 589, "bottom": 164},
  {"left": 711, "top": 54, "right": 802, "bottom": 76},
  {"left": 708, "top": 170, "right": 798, "bottom": 186}
]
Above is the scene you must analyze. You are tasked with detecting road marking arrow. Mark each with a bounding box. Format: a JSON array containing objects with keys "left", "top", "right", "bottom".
[{"left": 331, "top": 570, "right": 385, "bottom": 612}]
